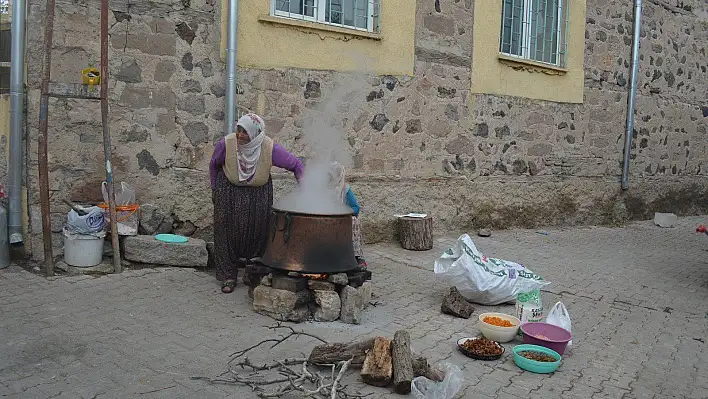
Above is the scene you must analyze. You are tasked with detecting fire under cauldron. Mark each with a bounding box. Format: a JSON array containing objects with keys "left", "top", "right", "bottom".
[{"left": 260, "top": 207, "right": 359, "bottom": 274}]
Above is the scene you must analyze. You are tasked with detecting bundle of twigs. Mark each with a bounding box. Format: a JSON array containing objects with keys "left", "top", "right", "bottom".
[{"left": 192, "top": 324, "right": 367, "bottom": 398}]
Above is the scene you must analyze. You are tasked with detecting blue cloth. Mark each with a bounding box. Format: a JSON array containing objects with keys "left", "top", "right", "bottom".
[{"left": 345, "top": 186, "right": 360, "bottom": 216}]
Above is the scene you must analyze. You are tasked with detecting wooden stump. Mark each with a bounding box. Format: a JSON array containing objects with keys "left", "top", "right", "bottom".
[
  {"left": 398, "top": 215, "right": 433, "bottom": 251},
  {"left": 361, "top": 337, "right": 393, "bottom": 387},
  {"left": 308, "top": 338, "right": 374, "bottom": 366},
  {"left": 391, "top": 331, "right": 414, "bottom": 394}
]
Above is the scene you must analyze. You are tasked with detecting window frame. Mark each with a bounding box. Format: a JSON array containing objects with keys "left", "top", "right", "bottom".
[
  {"left": 0, "top": 27, "right": 10, "bottom": 94},
  {"left": 499, "top": 0, "right": 568, "bottom": 68},
  {"left": 270, "top": 0, "right": 378, "bottom": 33}
]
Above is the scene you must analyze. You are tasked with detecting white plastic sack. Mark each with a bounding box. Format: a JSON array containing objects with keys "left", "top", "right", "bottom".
[
  {"left": 434, "top": 234, "right": 550, "bottom": 305},
  {"left": 546, "top": 301, "right": 573, "bottom": 346},
  {"left": 411, "top": 363, "right": 463, "bottom": 399},
  {"left": 66, "top": 206, "right": 105, "bottom": 234}
]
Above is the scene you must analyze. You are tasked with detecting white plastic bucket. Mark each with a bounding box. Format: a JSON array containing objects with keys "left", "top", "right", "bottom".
[{"left": 63, "top": 228, "right": 106, "bottom": 267}]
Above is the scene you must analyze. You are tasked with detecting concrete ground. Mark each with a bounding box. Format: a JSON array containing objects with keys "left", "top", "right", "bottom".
[{"left": 2, "top": 217, "right": 707, "bottom": 398}]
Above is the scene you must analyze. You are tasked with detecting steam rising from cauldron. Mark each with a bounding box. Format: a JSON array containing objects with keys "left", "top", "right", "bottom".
[{"left": 275, "top": 67, "right": 370, "bottom": 216}]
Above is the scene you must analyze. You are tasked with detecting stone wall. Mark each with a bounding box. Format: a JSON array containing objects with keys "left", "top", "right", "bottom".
[{"left": 18, "top": 0, "right": 708, "bottom": 259}]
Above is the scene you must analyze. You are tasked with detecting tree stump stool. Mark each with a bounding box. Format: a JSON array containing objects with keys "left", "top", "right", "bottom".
[{"left": 398, "top": 215, "right": 433, "bottom": 251}]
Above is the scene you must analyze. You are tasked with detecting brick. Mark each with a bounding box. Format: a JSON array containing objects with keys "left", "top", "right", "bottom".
[
  {"left": 346, "top": 272, "right": 368, "bottom": 288},
  {"left": 308, "top": 280, "right": 335, "bottom": 291},
  {"left": 271, "top": 275, "right": 308, "bottom": 292},
  {"left": 252, "top": 286, "right": 311, "bottom": 322},
  {"left": 313, "top": 290, "right": 341, "bottom": 322},
  {"left": 339, "top": 285, "right": 363, "bottom": 324},
  {"left": 653, "top": 212, "right": 678, "bottom": 228}
]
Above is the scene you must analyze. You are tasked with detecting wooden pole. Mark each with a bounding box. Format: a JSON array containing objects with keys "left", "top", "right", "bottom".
[
  {"left": 37, "top": 0, "right": 56, "bottom": 276},
  {"left": 100, "top": 0, "right": 121, "bottom": 273}
]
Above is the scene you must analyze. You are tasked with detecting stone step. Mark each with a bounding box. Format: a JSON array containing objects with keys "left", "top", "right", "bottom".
[{"left": 123, "top": 235, "right": 208, "bottom": 267}]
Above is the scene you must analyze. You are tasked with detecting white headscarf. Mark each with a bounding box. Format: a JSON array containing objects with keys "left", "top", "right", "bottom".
[{"left": 235, "top": 113, "right": 266, "bottom": 182}]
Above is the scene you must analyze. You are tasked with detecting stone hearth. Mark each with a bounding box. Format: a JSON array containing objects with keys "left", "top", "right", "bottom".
[{"left": 244, "top": 265, "right": 372, "bottom": 324}]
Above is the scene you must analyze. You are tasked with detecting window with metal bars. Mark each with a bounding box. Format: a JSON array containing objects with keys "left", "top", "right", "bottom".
[
  {"left": 500, "top": 0, "right": 569, "bottom": 67},
  {"left": 0, "top": 28, "right": 10, "bottom": 94},
  {"left": 271, "top": 0, "right": 380, "bottom": 33}
]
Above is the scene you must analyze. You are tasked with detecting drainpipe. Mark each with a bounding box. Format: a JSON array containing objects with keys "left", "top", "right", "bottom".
[
  {"left": 224, "top": 0, "right": 238, "bottom": 136},
  {"left": 8, "top": 0, "right": 27, "bottom": 244},
  {"left": 621, "top": 0, "right": 643, "bottom": 190}
]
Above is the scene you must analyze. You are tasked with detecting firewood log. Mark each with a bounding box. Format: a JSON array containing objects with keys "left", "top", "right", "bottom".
[
  {"left": 308, "top": 338, "right": 374, "bottom": 366},
  {"left": 391, "top": 330, "right": 414, "bottom": 394},
  {"left": 361, "top": 337, "right": 393, "bottom": 387}
]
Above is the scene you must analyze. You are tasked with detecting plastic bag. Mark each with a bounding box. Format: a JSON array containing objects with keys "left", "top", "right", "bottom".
[
  {"left": 546, "top": 301, "right": 573, "bottom": 346},
  {"left": 434, "top": 234, "right": 550, "bottom": 305},
  {"left": 101, "top": 182, "right": 139, "bottom": 236},
  {"left": 516, "top": 289, "right": 544, "bottom": 336},
  {"left": 411, "top": 363, "right": 463, "bottom": 399},
  {"left": 102, "top": 182, "right": 135, "bottom": 206},
  {"left": 66, "top": 206, "right": 105, "bottom": 234}
]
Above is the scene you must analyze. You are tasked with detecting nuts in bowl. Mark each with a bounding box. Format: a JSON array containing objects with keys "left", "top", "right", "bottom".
[{"left": 477, "top": 312, "right": 521, "bottom": 343}]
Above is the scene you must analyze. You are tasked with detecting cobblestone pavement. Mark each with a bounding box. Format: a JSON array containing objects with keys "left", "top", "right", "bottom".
[{"left": 2, "top": 217, "right": 708, "bottom": 398}]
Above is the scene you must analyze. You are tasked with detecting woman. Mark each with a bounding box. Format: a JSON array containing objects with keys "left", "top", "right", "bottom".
[
  {"left": 329, "top": 162, "right": 367, "bottom": 268},
  {"left": 210, "top": 113, "right": 304, "bottom": 293}
]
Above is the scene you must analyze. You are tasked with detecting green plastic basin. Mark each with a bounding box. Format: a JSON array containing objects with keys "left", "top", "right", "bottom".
[{"left": 512, "top": 344, "right": 562, "bottom": 374}]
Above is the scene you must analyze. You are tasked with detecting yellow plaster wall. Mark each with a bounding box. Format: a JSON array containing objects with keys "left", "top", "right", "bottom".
[
  {"left": 220, "top": 0, "right": 416, "bottom": 75},
  {"left": 470, "top": 0, "right": 586, "bottom": 103}
]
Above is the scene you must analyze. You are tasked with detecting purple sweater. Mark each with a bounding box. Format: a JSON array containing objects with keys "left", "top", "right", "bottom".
[{"left": 210, "top": 138, "right": 304, "bottom": 188}]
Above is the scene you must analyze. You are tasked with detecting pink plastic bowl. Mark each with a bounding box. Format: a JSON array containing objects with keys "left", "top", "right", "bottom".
[{"left": 520, "top": 322, "right": 572, "bottom": 355}]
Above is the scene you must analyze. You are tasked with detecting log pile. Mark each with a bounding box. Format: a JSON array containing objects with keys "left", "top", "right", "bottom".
[
  {"left": 308, "top": 330, "right": 444, "bottom": 394},
  {"left": 198, "top": 324, "right": 444, "bottom": 398}
]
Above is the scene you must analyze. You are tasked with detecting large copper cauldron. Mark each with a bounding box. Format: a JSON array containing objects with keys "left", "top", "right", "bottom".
[{"left": 260, "top": 207, "right": 359, "bottom": 274}]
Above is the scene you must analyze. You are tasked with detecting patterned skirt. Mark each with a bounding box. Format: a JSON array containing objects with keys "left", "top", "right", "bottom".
[
  {"left": 352, "top": 215, "right": 363, "bottom": 258},
  {"left": 213, "top": 170, "right": 273, "bottom": 281}
]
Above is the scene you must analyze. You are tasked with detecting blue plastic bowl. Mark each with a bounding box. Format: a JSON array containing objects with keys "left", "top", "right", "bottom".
[
  {"left": 155, "top": 234, "right": 189, "bottom": 244},
  {"left": 513, "top": 344, "right": 562, "bottom": 374}
]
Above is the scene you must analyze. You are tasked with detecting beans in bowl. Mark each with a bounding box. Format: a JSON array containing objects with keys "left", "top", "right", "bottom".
[
  {"left": 519, "top": 351, "right": 557, "bottom": 362},
  {"left": 461, "top": 337, "right": 503, "bottom": 356}
]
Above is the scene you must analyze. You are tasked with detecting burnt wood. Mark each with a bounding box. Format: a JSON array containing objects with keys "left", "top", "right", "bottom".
[{"left": 441, "top": 287, "right": 475, "bottom": 319}]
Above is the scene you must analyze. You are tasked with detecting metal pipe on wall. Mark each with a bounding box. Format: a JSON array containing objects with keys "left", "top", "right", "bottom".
[
  {"left": 621, "top": 0, "right": 643, "bottom": 190},
  {"left": 224, "top": 0, "right": 239, "bottom": 136},
  {"left": 9, "top": 0, "right": 27, "bottom": 244}
]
